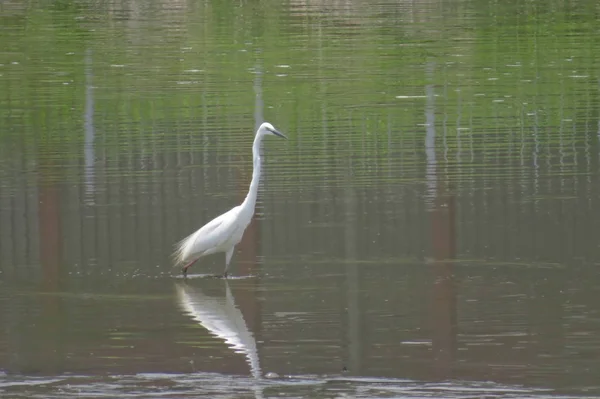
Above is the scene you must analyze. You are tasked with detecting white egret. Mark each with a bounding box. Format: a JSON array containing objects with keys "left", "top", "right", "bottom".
[{"left": 173, "top": 122, "right": 287, "bottom": 278}]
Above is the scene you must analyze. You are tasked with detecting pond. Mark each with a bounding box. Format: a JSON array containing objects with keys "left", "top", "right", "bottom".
[{"left": 1, "top": 0, "right": 600, "bottom": 397}]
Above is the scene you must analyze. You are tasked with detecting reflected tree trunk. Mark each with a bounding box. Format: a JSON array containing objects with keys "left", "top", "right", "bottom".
[
  {"left": 37, "top": 150, "right": 64, "bottom": 373},
  {"left": 425, "top": 64, "right": 457, "bottom": 379},
  {"left": 344, "top": 163, "right": 361, "bottom": 374},
  {"left": 430, "top": 188, "right": 456, "bottom": 378}
]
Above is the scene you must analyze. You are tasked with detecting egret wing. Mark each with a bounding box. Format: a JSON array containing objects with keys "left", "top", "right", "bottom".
[{"left": 174, "top": 206, "right": 241, "bottom": 264}]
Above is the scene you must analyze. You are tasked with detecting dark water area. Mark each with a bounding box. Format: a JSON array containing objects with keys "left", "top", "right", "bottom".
[{"left": 1, "top": 0, "right": 600, "bottom": 397}]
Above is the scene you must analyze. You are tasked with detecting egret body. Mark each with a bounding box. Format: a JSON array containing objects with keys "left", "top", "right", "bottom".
[{"left": 173, "top": 122, "right": 287, "bottom": 278}]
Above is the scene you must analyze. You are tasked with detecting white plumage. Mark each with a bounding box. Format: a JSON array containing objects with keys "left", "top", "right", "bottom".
[
  {"left": 175, "top": 281, "right": 262, "bottom": 380},
  {"left": 173, "top": 122, "right": 287, "bottom": 278}
]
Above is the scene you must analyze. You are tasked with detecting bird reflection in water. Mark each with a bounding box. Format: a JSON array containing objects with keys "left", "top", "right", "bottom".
[{"left": 175, "top": 280, "right": 264, "bottom": 397}]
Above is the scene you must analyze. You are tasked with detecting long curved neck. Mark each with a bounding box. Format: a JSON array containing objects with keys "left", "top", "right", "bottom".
[{"left": 241, "top": 133, "right": 263, "bottom": 211}]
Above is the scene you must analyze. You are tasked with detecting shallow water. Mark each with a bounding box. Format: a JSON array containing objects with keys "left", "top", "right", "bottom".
[
  {"left": 2, "top": 0, "right": 600, "bottom": 397},
  {"left": 0, "top": 373, "right": 587, "bottom": 399}
]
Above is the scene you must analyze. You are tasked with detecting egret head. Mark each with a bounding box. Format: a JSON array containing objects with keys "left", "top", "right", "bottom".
[{"left": 258, "top": 122, "right": 287, "bottom": 139}]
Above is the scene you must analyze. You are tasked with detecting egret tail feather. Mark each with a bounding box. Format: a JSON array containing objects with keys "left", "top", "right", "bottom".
[{"left": 172, "top": 230, "right": 198, "bottom": 266}]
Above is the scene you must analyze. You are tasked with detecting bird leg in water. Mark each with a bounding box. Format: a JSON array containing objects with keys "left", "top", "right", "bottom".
[
  {"left": 182, "top": 258, "right": 199, "bottom": 277},
  {"left": 216, "top": 249, "right": 233, "bottom": 279}
]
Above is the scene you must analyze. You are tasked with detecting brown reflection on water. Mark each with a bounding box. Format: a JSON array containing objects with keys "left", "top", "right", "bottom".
[
  {"left": 426, "top": 69, "right": 457, "bottom": 379},
  {"left": 343, "top": 156, "right": 361, "bottom": 375},
  {"left": 36, "top": 151, "right": 64, "bottom": 375},
  {"left": 429, "top": 180, "right": 457, "bottom": 379},
  {"left": 38, "top": 157, "right": 61, "bottom": 288}
]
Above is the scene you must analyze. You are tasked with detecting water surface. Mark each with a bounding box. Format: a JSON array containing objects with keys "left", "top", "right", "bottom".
[{"left": 1, "top": 0, "right": 600, "bottom": 397}]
